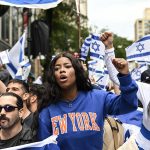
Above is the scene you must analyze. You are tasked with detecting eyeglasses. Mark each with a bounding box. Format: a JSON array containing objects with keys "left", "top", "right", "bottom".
[{"left": 0, "top": 105, "right": 18, "bottom": 113}]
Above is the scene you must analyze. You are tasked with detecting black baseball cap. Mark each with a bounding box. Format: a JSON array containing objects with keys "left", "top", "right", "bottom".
[{"left": 141, "top": 68, "right": 150, "bottom": 83}]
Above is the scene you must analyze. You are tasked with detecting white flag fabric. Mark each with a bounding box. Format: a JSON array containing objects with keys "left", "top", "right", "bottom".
[
  {"left": 2, "top": 135, "right": 60, "bottom": 150},
  {"left": 0, "top": 50, "right": 9, "bottom": 64},
  {"left": 88, "top": 60, "right": 109, "bottom": 90},
  {"left": 5, "top": 31, "right": 31, "bottom": 81},
  {"left": 0, "top": 0, "right": 63, "bottom": 9},
  {"left": 130, "top": 63, "right": 148, "bottom": 81},
  {"left": 125, "top": 34, "right": 150, "bottom": 62},
  {"left": 81, "top": 33, "right": 107, "bottom": 89}
]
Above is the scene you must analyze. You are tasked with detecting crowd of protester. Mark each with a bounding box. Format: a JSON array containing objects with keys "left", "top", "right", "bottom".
[{"left": 0, "top": 31, "right": 149, "bottom": 150}]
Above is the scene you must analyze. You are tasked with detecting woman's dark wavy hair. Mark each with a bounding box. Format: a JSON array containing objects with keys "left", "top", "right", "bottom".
[{"left": 45, "top": 52, "right": 92, "bottom": 104}]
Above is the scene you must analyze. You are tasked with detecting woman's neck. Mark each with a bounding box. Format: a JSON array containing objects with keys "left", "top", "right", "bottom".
[{"left": 61, "top": 86, "right": 78, "bottom": 101}]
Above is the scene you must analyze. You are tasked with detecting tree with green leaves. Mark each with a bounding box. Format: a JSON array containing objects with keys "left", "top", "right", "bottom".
[
  {"left": 38, "top": 1, "right": 89, "bottom": 80},
  {"left": 113, "top": 34, "right": 133, "bottom": 59},
  {"left": 39, "top": 1, "right": 89, "bottom": 55}
]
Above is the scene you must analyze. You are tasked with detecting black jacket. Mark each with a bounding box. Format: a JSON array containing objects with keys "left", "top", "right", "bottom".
[{"left": 0, "top": 125, "right": 34, "bottom": 149}]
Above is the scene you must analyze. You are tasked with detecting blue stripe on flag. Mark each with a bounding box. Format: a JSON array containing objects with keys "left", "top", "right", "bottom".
[
  {"left": 83, "top": 42, "right": 91, "bottom": 47},
  {"left": 88, "top": 67, "right": 95, "bottom": 71},
  {"left": 23, "top": 62, "right": 31, "bottom": 67},
  {"left": 19, "top": 37, "right": 23, "bottom": 63},
  {"left": 80, "top": 55, "right": 87, "bottom": 59},
  {"left": 127, "top": 52, "right": 150, "bottom": 60},
  {"left": 137, "top": 35, "right": 150, "bottom": 43},
  {"left": 0, "top": 0, "right": 58, "bottom": 5},
  {"left": 140, "top": 124, "right": 150, "bottom": 140},
  {"left": 90, "top": 52, "right": 104, "bottom": 59},
  {"left": 86, "top": 37, "right": 92, "bottom": 41},
  {"left": 96, "top": 76, "right": 104, "bottom": 82},
  {"left": 104, "top": 70, "right": 109, "bottom": 74},
  {"left": 94, "top": 70, "right": 104, "bottom": 74},
  {"left": 7, "top": 63, "right": 17, "bottom": 74},
  {"left": 137, "top": 60, "right": 150, "bottom": 64},
  {"left": 0, "top": 0, "right": 63, "bottom": 9},
  {"left": 91, "top": 34, "right": 100, "bottom": 41}
]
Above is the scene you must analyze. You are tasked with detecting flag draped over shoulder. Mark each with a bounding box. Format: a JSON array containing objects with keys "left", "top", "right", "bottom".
[
  {"left": 125, "top": 34, "right": 150, "bottom": 62},
  {"left": 2, "top": 135, "right": 60, "bottom": 150},
  {"left": 5, "top": 31, "right": 31, "bottom": 81},
  {"left": 0, "top": 0, "right": 63, "bottom": 9}
]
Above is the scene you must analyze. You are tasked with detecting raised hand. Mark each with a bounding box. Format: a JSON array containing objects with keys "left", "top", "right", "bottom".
[
  {"left": 100, "top": 32, "right": 113, "bottom": 49},
  {"left": 112, "top": 58, "right": 129, "bottom": 75}
]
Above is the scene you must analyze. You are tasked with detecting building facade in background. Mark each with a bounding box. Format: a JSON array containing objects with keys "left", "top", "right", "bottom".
[
  {"left": 0, "top": 7, "right": 40, "bottom": 51},
  {"left": 135, "top": 8, "right": 150, "bottom": 41},
  {"left": 0, "top": 6, "right": 41, "bottom": 78}
]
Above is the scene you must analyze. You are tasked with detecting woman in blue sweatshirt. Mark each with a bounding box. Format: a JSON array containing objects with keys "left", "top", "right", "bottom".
[{"left": 38, "top": 32, "right": 138, "bottom": 150}]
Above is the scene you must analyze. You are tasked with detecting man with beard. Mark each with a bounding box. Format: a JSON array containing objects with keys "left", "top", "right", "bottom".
[
  {"left": 26, "top": 84, "right": 47, "bottom": 141},
  {"left": 0, "top": 92, "right": 33, "bottom": 148},
  {"left": 27, "top": 83, "right": 47, "bottom": 113}
]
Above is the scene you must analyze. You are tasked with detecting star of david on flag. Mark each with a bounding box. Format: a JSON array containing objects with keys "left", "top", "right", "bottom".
[
  {"left": 89, "top": 33, "right": 105, "bottom": 61},
  {"left": 91, "top": 41, "right": 100, "bottom": 52},
  {"left": 80, "top": 33, "right": 105, "bottom": 61},
  {"left": 136, "top": 43, "right": 144, "bottom": 52},
  {"left": 125, "top": 34, "right": 150, "bottom": 62},
  {"left": 0, "top": 0, "right": 63, "bottom": 9}
]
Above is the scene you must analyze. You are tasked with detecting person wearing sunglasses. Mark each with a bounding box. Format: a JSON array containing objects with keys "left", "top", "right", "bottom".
[
  {"left": 0, "top": 92, "right": 33, "bottom": 149},
  {"left": 6, "top": 79, "right": 33, "bottom": 128}
]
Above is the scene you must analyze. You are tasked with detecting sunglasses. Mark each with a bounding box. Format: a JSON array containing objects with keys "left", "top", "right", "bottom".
[{"left": 0, "top": 105, "right": 18, "bottom": 113}]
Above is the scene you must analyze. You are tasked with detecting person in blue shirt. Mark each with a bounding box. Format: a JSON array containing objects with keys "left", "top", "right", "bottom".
[{"left": 38, "top": 32, "right": 138, "bottom": 150}]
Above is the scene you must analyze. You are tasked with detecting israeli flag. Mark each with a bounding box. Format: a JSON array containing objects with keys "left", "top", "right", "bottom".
[
  {"left": 135, "top": 124, "right": 150, "bottom": 150},
  {"left": 80, "top": 33, "right": 105, "bottom": 61},
  {"left": 89, "top": 33, "right": 105, "bottom": 61},
  {"left": 0, "top": 0, "right": 63, "bottom": 9},
  {"left": 5, "top": 31, "right": 31, "bottom": 81},
  {"left": 96, "top": 69, "right": 109, "bottom": 90},
  {"left": 125, "top": 34, "right": 150, "bottom": 62},
  {"left": 131, "top": 63, "right": 148, "bottom": 81},
  {"left": 2, "top": 135, "right": 60, "bottom": 150},
  {"left": 88, "top": 60, "right": 109, "bottom": 90},
  {"left": 88, "top": 60, "right": 97, "bottom": 80}
]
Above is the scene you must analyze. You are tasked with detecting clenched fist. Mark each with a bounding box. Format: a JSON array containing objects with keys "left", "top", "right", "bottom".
[{"left": 112, "top": 58, "right": 129, "bottom": 75}]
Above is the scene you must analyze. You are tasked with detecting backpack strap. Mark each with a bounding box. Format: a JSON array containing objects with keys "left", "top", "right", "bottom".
[{"left": 106, "top": 117, "right": 120, "bottom": 150}]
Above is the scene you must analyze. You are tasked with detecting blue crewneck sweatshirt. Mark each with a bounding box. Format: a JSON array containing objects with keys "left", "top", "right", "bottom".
[{"left": 38, "top": 74, "right": 138, "bottom": 150}]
